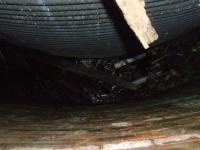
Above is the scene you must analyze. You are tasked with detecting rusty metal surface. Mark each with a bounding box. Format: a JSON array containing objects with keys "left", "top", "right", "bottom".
[{"left": 0, "top": 84, "right": 200, "bottom": 150}]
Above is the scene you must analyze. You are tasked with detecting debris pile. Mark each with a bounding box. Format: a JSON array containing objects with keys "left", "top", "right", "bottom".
[
  {"left": 74, "top": 30, "right": 200, "bottom": 103},
  {"left": 0, "top": 29, "right": 200, "bottom": 104}
]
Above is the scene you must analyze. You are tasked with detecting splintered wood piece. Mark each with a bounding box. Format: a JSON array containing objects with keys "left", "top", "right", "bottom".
[{"left": 115, "top": 0, "right": 158, "bottom": 49}]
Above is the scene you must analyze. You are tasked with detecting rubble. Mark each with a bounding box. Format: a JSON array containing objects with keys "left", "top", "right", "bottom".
[{"left": 0, "top": 29, "right": 200, "bottom": 104}]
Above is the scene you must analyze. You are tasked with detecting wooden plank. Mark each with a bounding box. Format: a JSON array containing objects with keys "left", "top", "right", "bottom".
[
  {"left": 115, "top": 0, "right": 158, "bottom": 49},
  {"left": 47, "top": 61, "right": 139, "bottom": 91}
]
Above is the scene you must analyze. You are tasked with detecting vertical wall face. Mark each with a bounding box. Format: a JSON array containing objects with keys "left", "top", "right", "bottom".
[
  {"left": 0, "top": 0, "right": 130, "bottom": 58},
  {"left": 146, "top": 0, "right": 200, "bottom": 45},
  {"left": 0, "top": 0, "right": 200, "bottom": 58}
]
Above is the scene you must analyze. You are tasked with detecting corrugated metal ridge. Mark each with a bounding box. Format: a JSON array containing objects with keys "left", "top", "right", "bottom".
[{"left": 0, "top": 0, "right": 199, "bottom": 57}]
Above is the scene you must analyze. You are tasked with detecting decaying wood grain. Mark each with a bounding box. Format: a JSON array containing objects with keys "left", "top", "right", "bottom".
[{"left": 115, "top": 0, "right": 158, "bottom": 49}]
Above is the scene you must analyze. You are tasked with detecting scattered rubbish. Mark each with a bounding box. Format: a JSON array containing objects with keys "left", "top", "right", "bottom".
[
  {"left": 0, "top": 29, "right": 200, "bottom": 104},
  {"left": 114, "top": 53, "right": 147, "bottom": 69}
]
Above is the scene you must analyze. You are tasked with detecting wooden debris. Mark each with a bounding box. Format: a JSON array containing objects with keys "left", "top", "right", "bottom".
[
  {"left": 115, "top": 0, "right": 158, "bottom": 49},
  {"left": 49, "top": 61, "right": 139, "bottom": 91}
]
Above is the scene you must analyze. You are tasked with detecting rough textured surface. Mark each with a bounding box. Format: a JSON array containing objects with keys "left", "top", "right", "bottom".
[
  {"left": 0, "top": 13, "right": 200, "bottom": 150},
  {"left": 0, "top": 84, "right": 200, "bottom": 149},
  {"left": 0, "top": 28, "right": 200, "bottom": 104},
  {"left": 115, "top": 0, "right": 158, "bottom": 49},
  {"left": 0, "top": 0, "right": 200, "bottom": 57}
]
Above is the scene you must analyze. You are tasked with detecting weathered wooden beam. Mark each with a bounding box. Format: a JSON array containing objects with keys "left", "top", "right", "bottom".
[
  {"left": 52, "top": 62, "right": 139, "bottom": 91},
  {"left": 115, "top": 0, "right": 158, "bottom": 49}
]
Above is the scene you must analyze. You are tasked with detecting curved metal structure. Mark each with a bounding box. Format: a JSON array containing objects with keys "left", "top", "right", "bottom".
[{"left": 0, "top": 0, "right": 200, "bottom": 58}]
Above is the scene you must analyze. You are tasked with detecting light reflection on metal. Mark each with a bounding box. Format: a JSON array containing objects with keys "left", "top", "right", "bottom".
[
  {"left": 8, "top": 134, "right": 200, "bottom": 150},
  {"left": 1, "top": 89, "right": 200, "bottom": 150}
]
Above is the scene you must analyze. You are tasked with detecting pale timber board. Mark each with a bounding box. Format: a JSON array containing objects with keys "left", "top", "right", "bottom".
[{"left": 115, "top": 0, "right": 158, "bottom": 49}]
